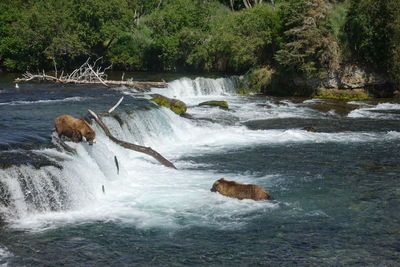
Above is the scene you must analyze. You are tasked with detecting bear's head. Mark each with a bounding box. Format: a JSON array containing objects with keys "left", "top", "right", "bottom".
[
  {"left": 210, "top": 178, "right": 226, "bottom": 192},
  {"left": 82, "top": 120, "right": 96, "bottom": 145}
]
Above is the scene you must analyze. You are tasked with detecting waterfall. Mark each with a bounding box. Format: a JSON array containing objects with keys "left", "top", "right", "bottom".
[
  {"left": 2, "top": 77, "right": 400, "bottom": 230},
  {"left": 0, "top": 102, "right": 196, "bottom": 224},
  {"left": 151, "top": 76, "right": 239, "bottom": 99}
]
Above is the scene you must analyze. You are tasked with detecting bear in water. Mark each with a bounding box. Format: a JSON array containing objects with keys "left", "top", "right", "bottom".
[
  {"left": 54, "top": 115, "right": 96, "bottom": 145},
  {"left": 210, "top": 178, "right": 271, "bottom": 200}
]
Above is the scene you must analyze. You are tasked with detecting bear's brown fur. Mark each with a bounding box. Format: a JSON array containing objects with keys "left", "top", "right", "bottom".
[
  {"left": 54, "top": 115, "right": 96, "bottom": 145},
  {"left": 210, "top": 178, "right": 271, "bottom": 200}
]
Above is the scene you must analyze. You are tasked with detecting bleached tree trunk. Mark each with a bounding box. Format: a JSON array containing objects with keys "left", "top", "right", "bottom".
[
  {"left": 243, "top": 0, "right": 252, "bottom": 8},
  {"left": 15, "top": 58, "right": 167, "bottom": 91}
]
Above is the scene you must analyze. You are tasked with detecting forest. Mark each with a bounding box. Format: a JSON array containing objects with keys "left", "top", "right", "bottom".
[{"left": 0, "top": 0, "right": 399, "bottom": 95}]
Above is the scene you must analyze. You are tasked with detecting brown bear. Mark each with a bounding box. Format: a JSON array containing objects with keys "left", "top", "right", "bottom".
[
  {"left": 210, "top": 178, "right": 271, "bottom": 200},
  {"left": 54, "top": 115, "right": 96, "bottom": 145}
]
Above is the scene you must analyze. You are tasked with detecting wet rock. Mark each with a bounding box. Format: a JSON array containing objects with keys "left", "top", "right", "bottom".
[
  {"left": 112, "top": 113, "right": 125, "bottom": 127},
  {"left": 306, "top": 99, "right": 360, "bottom": 115},
  {"left": 180, "top": 113, "right": 194, "bottom": 120},
  {"left": 150, "top": 94, "right": 187, "bottom": 115},
  {"left": 125, "top": 110, "right": 134, "bottom": 116},
  {"left": 303, "top": 126, "right": 317, "bottom": 132},
  {"left": 293, "top": 65, "right": 389, "bottom": 90},
  {"left": 0, "top": 182, "right": 11, "bottom": 214},
  {"left": 256, "top": 104, "right": 273, "bottom": 109},
  {"left": 198, "top": 100, "right": 229, "bottom": 110}
]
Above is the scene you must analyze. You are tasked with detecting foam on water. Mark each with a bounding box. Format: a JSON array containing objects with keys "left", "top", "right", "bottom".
[
  {"left": 0, "top": 96, "right": 89, "bottom": 106},
  {"left": 3, "top": 128, "right": 280, "bottom": 231},
  {"left": 2, "top": 77, "right": 400, "bottom": 232},
  {"left": 150, "top": 76, "right": 238, "bottom": 106},
  {"left": 0, "top": 246, "right": 12, "bottom": 266},
  {"left": 348, "top": 102, "right": 400, "bottom": 119},
  {"left": 3, "top": 104, "right": 399, "bottom": 231}
]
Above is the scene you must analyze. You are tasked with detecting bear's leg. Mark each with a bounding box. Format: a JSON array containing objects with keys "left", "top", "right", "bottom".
[{"left": 71, "top": 130, "right": 83, "bottom": 143}]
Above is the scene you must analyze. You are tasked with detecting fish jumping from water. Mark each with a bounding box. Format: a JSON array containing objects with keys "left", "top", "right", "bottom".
[{"left": 114, "top": 155, "right": 119, "bottom": 175}]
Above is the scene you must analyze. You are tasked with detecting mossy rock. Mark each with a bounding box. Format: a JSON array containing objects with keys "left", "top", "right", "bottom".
[
  {"left": 150, "top": 94, "right": 187, "bottom": 115},
  {"left": 198, "top": 100, "right": 229, "bottom": 110},
  {"left": 314, "top": 88, "right": 372, "bottom": 101}
]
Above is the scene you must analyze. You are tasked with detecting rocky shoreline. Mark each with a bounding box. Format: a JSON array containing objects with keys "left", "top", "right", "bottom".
[{"left": 242, "top": 64, "right": 397, "bottom": 100}]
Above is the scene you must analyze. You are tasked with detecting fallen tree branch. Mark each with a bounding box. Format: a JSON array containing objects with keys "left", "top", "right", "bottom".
[
  {"left": 88, "top": 107, "right": 176, "bottom": 169},
  {"left": 15, "top": 58, "right": 167, "bottom": 90},
  {"left": 108, "top": 96, "right": 124, "bottom": 114}
]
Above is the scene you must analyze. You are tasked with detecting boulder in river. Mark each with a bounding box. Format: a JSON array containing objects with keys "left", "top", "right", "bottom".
[
  {"left": 150, "top": 94, "right": 187, "bottom": 115},
  {"left": 303, "top": 126, "right": 317, "bottom": 132},
  {"left": 199, "top": 100, "right": 229, "bottom": 110}
]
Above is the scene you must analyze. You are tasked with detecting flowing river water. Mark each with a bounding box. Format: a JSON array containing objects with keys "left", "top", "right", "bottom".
[{"left": 0, "top": 76, "right": 399, "bottom": 266}]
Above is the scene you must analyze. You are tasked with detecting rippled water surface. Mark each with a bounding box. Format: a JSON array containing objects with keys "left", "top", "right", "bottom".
[{"left": 0, "top": 77, "right": 400, "bottom": 266}]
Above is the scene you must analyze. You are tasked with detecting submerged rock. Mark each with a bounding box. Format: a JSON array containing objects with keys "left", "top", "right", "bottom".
[
  {"left": 306, "top": 99, "right": 360, "bottom": 115},
  {"left": 199, "top": 100, "right": 229, "bottom": 110},
  {"left": 303, "top": 126, "right": 317, "bottom": 132},
  {"left": 150, "top": 94, "right": 187, "bottom": 115},
  {"left": 0, "top": 151, "right": 62, "bottom": 170}
]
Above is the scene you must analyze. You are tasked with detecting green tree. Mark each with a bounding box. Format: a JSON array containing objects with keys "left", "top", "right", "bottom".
[
  {"left": 275, "top": 0, "right": 339, "bottom": 78},
  {"left": 142, "top": 0, "right": 213, "bottom": 71},
  {"left": 187, "top": 3, "right": 280, "bottom": 72},
  {"left": 0, "top": 0, "right": 136, "bottom": 71},
  {"left": 345, "top": 0, "right": 400, "bottom": 84}
]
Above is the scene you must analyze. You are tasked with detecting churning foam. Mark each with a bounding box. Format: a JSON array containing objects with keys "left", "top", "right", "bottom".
[
  {"left": 348, "top": 102, "right": 400, "bottom": 119},
  {"left": 150, "top": 76, "right": 238, "bottom": 105},
  {"left": 0, "top": 96, "right": 89, "bottom": 106},
  {"left": 0, "top": 246, "right": 12, "bottom": 266},
  {"left": 3, "top": 104, "right": 400, "bottom": 231},
  {"left": 2, "top": 77, "right": 400, "bottom": 231}
]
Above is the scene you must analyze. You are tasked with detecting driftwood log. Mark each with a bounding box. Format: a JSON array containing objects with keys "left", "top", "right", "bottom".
[
  {"left": 87, "top": 98, "right": 176, "bottom": 169},
  {"left": 15, "top": 58, "right": 167, "bottom": 90}
]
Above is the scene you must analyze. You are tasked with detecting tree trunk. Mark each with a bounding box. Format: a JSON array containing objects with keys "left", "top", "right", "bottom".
[{"left": 243, "top": 0, "right": 251, "bottom": 8}]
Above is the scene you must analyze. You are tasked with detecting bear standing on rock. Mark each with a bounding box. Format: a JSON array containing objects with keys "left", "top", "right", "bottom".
[{"left": 210, "top": 178, "right": 271, "bottom": 200}]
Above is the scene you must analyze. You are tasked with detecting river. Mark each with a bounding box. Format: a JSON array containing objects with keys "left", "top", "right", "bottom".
[{"left": 0, "top": 76, "right": 399, "bottom": 266}]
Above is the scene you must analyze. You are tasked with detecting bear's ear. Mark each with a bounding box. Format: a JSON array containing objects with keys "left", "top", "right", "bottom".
[
  {"left": 219, "top": 178, "right": 225, "bottom": 182},
  {"left": 71, "top": 130, "right": 82, "bottom": 142}
]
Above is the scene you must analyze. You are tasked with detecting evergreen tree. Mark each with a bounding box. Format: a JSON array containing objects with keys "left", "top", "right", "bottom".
[{"left": 275, "top": 0, "right": 339, "bottom": 78}]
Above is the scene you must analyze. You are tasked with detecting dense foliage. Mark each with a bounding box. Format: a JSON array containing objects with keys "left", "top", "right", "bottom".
[
  {"left": 275, "top": 0, "right": 339, "bottom": 78},
  {"left": 344, "top": 0, "right": 400, "bottom": 83},
  {"left": 0, "top": 0, "right": 398, "bottom": 89}
]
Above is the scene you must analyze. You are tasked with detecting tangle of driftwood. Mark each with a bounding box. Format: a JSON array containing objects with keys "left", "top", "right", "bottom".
[{"left": 15, "top": 58, "right": 167, "bottom": 91}]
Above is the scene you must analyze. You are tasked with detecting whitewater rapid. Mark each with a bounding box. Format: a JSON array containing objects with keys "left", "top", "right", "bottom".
[{"left": 1, "top": 76, "right": 400, "bottom": 232}]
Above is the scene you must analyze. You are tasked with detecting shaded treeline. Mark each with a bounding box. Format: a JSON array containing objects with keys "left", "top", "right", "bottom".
[{"left": 0, "top": 0, "right": 399, "bottom": 89}]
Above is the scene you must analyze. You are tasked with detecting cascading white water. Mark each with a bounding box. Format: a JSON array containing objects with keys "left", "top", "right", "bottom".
[
  {"left": 151, "top": 76, "right": 239, "bottom": 99},
  {"left": 2, "top": 77, "right": 400, "bottom": 231}
]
